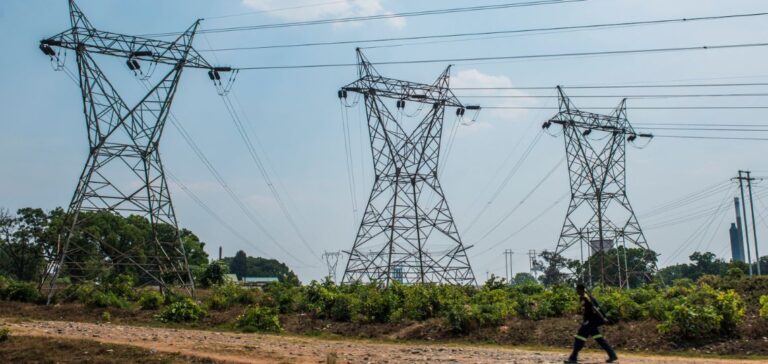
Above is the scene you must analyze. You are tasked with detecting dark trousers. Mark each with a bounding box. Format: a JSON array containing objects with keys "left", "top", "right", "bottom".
[{"left": 568, "top": 321, "right": 617, "bottom": 360}]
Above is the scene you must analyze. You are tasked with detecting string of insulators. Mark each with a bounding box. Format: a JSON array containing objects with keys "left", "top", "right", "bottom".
[
  {"left": 337, "top": 90, "right": 348, "bottom": 99},
  {"left": 396, "top": 100, "right": 406, "bottom": 109},
  {"left": 208, "top": 67, "right": 233, "bottom": 81},
  {"left": 582, "top": 129, "right": 592, "bottom": 136},
  {"left": 542, "top": 121, "right": 552, "bottom": 129},
  {"left": 456, "top": 108, "right": 466, "bottom": 116},
  {"left": 39, "top": 44, "right": 56, "bottom": 57},
  {"left": 126, "top": 58, "right": 141, "bottom": 70}
]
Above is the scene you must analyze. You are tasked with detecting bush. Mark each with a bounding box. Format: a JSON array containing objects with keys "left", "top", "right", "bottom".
[
  {"left": 657, "top": 284, "right": 745, "bottom": 339},
  {"left": 658, "top": 302, "right": 722, "bottom": 339},
  {"left": 101, "top": 311, "right": 111, "bottom": 322},
  {"left": 207, "top": 282, "right": 259, "bottom": 310},
  {"left": 469, "top": 288, "right": 516, "bottom": 326},
  {"left": 0, "top": 327, "right": 9, "bottom": 342},
  {"left": 594, "top": 288, "right": 642, "bottom": 322},
  {"left": 157, "top": 298, "right": 206, "bottom": 323},
  {"left": 444, "top": 302, "right": 471, "bottom": 333},
  {"left": 2, "top": 281, "right": 41, "bottom": 303},
  {"left": 760, "top": 295, "right": 768, "bottom": 319},
  {"left": 236, "top": 306, "right": 282, "bottom": 332},
  {"left": 138, "top": 289, "right": 165, "bottom": 310}
]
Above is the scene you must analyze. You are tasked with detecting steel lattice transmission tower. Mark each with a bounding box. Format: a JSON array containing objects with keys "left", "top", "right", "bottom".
[
  {"left": 338, "top": 49, "right": 478, "bottom": 286},
  {"left": 542, "top": 87, "right": 655, "bottom": 288},
  {"left": 322, "top": 251, "right": 342, "bottom": 282},
  {"left": 38, "top": 0, "right": 229, "bottom": 299}
]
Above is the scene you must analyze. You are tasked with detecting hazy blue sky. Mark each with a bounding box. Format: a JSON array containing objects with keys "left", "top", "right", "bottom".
[{"left": 2, "top": 0, "right": 768, "bottom": 282}]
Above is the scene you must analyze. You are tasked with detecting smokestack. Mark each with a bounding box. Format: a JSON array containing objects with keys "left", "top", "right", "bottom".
[
  {"left": 219, "top": 246, "right": 222, "bottom": 261},
  {"left": 729, "top": 223, "right": 745, "bottom": 262}
]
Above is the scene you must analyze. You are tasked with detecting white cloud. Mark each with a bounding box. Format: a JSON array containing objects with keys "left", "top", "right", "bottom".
[
  {"left": 241, "top": 0, "right": 406, "bottom": 29},
  {"left": 450, "top": 69, "right": 533, "bottom": 131}
]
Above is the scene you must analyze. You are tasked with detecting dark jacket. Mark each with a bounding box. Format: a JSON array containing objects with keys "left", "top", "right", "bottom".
[{"left": 580, "top": 292, "right": 607, "bottom": 325}]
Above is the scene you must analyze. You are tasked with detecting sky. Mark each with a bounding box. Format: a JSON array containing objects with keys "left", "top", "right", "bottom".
[{"left": 1, "top": 0, "right": 768, "bottom": 283}]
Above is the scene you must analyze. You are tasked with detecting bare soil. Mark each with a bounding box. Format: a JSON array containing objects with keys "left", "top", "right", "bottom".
[
  {"left": 0, "top": 334, "right": 213, "bottom": 363},
  {"left": 1, "top": 319, "right": 763, "bottom": 364}
]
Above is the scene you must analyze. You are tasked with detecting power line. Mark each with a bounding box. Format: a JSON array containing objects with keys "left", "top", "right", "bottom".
[
  {"left": 454, "top": 82, "right": 768, "bottom": 90},
  {"left": 653, "top": 135, "right": 768, "bottom": 141},
  {"left": 235, "top": 42, "right": 768, "bottom": 70},
  {"left": 455, "top": 93, "right": 768, "bottom": 99},
  {"left": 145, "top": 0, "right": 583, "bottom": 37},
  {"left": 482, "top": 106, "right": 768, "bottom": 110},
  {"left": 205, "top": 0, "right": 353, "bottom": 20},
  {"left": 199, "top": 12, "right": 768, "bottom": 52}
]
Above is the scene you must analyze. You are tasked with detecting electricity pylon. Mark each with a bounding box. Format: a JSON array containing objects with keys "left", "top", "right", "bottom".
[
  {"left": 338, "top": 49, "right": 478, "bottom": 286},
  {"left": 39, "top": 0, "right": 230, "bottom": 301},
  {"left": 543, "top": 87, "right": 654, "bottom": 288},
  {"left": 322, "top": 251, "right": 341, "bottom": 282}
]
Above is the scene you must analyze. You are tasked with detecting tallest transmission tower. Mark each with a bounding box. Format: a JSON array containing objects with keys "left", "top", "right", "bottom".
[
  {"left": 543, "top": 87, "right": 655, "bottom": 288},
  {"left": 39, "top": 1, "right": 229, "bottom": 299},
  {"left": 338, "top": 50, "right": 478, "bottom": 286}
]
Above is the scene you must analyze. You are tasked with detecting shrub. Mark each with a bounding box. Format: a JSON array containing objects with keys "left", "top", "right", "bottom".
[
  {"left": 470, "top": 288, "right": 516, "bottom": 326},
  {"left": 760, "top": 295, "right": 768, "bottom": 319},
  {"left": 3, "top": 281, "right": 41, "bottom": 303},
  {"left": 400, "top": 284, "right": 439, "bottom": 321},
  {"left": 352, "top": 283, "right": 399, "bottom": 323},
  {"left": 236, "top": 306, "right": 282, "bottom": 333},
  {"left": 207, "top": 282, "right": 259, "bottom": 310},
  {"left": 657, "top": 284, "right": 745, "bottom": 339},
  {"left": 444, "top": 302, "right": 471, "bottom": 333},
  {"left": 0, "top": 327, "right": 9, "bottom": 342},
  {"left": 157, "top": 298, "right": 206, "bottom": 323},
  {"left": 101, "top": 311, "right": 111, "bottom": 322},
  {"left": 138, "top": 289, "right": 165, "bottom": 310},
  {"left": 594, "top": 288, "right": 642, "bottom": 322}
]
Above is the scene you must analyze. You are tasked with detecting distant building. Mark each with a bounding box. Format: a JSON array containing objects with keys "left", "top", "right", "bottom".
[
  {"left": 589, "top": 238, "right": 614, "bottom": 254},
  {"left": 240, "top": 276, "right": 279, "bottom": 288},
  {"left": 223, "top": 274, "right": 238, "bottom": 284},
  {"left": 729, "top": 223, "right": 745, "bottom": 263}
]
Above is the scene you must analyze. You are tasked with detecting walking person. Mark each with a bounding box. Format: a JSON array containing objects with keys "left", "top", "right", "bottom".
[{"left": 565, "top": 283, "right": 618, "bottom": 363}]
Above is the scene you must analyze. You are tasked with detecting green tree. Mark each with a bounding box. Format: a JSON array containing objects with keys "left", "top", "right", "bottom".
[
  {"left": 230, "top": 250, "right": 248, "bottom": 279},
  {"left": 0, "top": 208, "right": 49, "bottom": 281}
]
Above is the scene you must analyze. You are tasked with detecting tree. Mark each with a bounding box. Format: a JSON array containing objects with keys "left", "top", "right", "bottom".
[
  {"left": 0, "top": 208, "right": 49, "bottom": 281},
  {"left": 224, "top": 252, "right": 300, "bottom": 284},
  {"left": 199, "top": 260, "right": 228, "bottom": 288},
  {"left": 230, "top": 250, "right": 248, "bottom": 279},
  {"left": 513, "top": 272, "right": 537, "bottom": 286},
  {"left": 583, "top": 247, "right": 657, "bottom": 287}
]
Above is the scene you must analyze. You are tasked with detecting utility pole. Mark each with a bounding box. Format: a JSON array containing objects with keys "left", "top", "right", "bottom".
[
  {"left": 528, "top": 249, "right": 537, "bottom": 279},
  {"left": 743, "top": 171, "right": 761, "bottom": 275},
  {"left": 503, "top": 249, "right": 514, "bottom": 283},
  {"left": 735, "top": 171, "right": 755, "bottom": 276}
]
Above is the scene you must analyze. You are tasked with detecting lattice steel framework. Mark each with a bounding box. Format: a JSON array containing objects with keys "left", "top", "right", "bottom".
[
  {"left": 39, "top": 1, "right": 224, "bottom": 299},
  {"left": 543, "top": 87, "right": 654, "bottom": 288},
  {"left": 338, "top": 49, "right": 477, "bottom": 286}
]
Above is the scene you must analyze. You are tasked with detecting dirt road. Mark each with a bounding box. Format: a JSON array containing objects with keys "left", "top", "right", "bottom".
[{"left": 0, "top": 319, "right": 758, "bottom": 363}]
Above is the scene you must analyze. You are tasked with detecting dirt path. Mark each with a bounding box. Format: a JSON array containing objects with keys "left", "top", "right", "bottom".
[{"left": 0, "top": 319, "right": 757, "bottom": 363}]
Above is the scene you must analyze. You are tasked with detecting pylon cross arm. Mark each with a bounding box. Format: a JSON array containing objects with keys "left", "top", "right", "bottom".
[
  {"left": 42, "top": 28, "right": 212, "bottom": 69},
  {"left": 342, "top": 76, "right": 463, "bottom": 107}
]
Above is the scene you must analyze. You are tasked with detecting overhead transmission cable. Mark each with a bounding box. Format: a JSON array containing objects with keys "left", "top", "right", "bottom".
[
  {"left": 199, "top": 12, "right": 768, "bottom": 52},
  {"left": 218, "top": 93, "right": 322, "bottom": 260},
  {"left": 234, "top": 42, "right": 768, "bottom": 70},
  {"left": 464, "top": 131, "right": 544, "bottom": 233},
  {"left": 455, "top": 82, "right": 768, "bottom": 90},
  {"left": 132, "top": 77, "right": 313, "bottom": 267},
  {"left": 474, "top": 156, "right": 565, "bottom": 244},
  {"left": 144, "top": 0, "right": 584, "bottom": 37}
]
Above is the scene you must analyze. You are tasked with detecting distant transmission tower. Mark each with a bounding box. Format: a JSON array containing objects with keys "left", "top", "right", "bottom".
[
  {"left": 39, "top": 0, "right": 231, "bottom": 300},
  {"left": 543, "top": 87, "right": 654, "bottom": 288},
  {"left": 338, "top": 49, "right": 478, "bottom": 286},
  {"left": 322, "top": 251, "right": 341, "bottom": 282}
]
